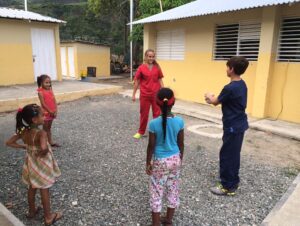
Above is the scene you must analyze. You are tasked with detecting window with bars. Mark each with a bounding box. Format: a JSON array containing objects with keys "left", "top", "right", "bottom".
[
  {"left": 213, "top": 21, "right": 261, "bottom": 61},
  {"left": 277, "top": 17, "right": 300, "bottom": 62},
  {"left": 156, "top": 29, "right": 185, "bottom": 60}
]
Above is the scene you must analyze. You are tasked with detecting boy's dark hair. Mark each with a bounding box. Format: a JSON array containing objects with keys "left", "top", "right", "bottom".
[
  {"left": 226, "top": 56, "right": 249, "bottom": 75},
  {"left": 157, "top": 88, "right": 175, "bottom": 141},
  {"left": 37, "top": 74, "right": 50, "bottom": 87},
  {"left": 16, "top": 104, "right": 40, "bottom": 134}
]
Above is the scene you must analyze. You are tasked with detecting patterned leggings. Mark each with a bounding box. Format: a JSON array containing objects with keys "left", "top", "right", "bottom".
[{"left": 149, "top": 154, "right": 181, "bottom": 212}]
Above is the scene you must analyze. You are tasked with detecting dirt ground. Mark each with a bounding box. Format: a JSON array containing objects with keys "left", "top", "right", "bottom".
[
  {"left": 183, "top": 116, "right": 300, "bottom": 171},
  {"left": 100, "top": 75, "right": 300, "bottom": 171}
]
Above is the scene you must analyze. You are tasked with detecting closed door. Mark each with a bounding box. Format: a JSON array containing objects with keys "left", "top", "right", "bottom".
[
  {"left": 67, "top": 47, "right": 75, "bottom": 78},
  {"left": 31, "top": 28, "right": 57, "bottom": 80},
  {"left": 60, "top": 47, "right": 67, "bottom": 76}
]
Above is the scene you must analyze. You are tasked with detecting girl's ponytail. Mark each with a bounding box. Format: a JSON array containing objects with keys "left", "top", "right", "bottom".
[
  {"left": 16, "top": 108, "right": 29, "bottom": 135},
  {"left": 156, "top": 88, "right": 175, "bottom": 142},
  {"left": 37, "top": 75, "right": 42, "bottom": 87},
  {"left": 162, "top": 98, "right": 168, "bottom": 141},
  {"left": 15, "top": 104, "right": 40, "bottom": 135}
]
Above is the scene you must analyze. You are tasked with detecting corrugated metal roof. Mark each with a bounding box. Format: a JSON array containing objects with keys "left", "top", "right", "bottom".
[
  {"left": 61, "top": 40, "right": 110, "bottom": 47},
  {"left": 0, "top": 7, "right": 66, "bottom": 23},
  {"left": 132, "top": 0, "right": 300, "bottom": 25}
]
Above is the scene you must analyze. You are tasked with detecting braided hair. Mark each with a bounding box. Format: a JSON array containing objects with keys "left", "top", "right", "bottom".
[
  {"left": 156, "top": 88, "right": 175, "bottom": 141},
  {"left": 16, "top": 104, "right": 41, "bottom": 135}
]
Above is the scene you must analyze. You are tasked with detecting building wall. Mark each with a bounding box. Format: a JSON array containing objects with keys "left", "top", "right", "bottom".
[
  {"left": 144, "top": 4, "right": 300, "bottom": 123},
  {"left": 266, "top": 4, "right": 300, "bottom": 123},
  {"left": 0, "top": 19, "right": 34, "bottom": 85},
  {"left": 0, "top": 19, "right": 62, "bottom": 86},
  {"left": 76, "top": 43, "right": 110, "bottom": 78},
  {"left": 144, "top": 8, "right": 262, "bottom": 115}
]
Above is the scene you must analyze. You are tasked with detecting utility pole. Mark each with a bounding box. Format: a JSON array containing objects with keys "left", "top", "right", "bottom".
[
  {"left": 130, "top": 0, "right": 133, "bottom": 81},
  {"left": 159, "top": 0, "right": 163, "bottom": 12},
  {"left": 24, "top": 0, "right": 28, "bottom": 11}
]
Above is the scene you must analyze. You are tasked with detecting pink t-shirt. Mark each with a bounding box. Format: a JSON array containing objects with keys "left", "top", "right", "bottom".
[{"left": 37, "top": 88, "right": 56, "bottom": 112}]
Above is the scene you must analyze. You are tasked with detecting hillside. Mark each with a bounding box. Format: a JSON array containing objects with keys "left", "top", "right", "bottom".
[{"left": 0, "top": 0, "right": 85, "bottom": 7}]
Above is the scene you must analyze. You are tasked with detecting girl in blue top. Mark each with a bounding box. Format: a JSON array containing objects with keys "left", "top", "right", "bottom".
[{"left": 146, "top": 88, "right": 184, "bottom": 226}]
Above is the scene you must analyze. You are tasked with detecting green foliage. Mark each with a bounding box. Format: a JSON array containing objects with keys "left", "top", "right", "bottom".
[
  {"left": 1, "top": 0, "right": 194, "bottom": 57},
  {"left": 133, "top": 0, "right": 194, "bottom": 43},
  {"left": 138, "top": 0, "right": 194, "bottom": 18},
  {"left": 87, "top": 0, "right": 132, "bottom": 55}
]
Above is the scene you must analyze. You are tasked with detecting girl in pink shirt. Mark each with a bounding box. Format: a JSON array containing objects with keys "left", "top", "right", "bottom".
[{"left": 37, "top": 75, "right": 60, "bottom": 148}]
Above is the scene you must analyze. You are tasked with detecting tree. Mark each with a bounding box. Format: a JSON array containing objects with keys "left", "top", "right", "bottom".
[
  {"left": 89, "top": 0, "right": 194, "bottom": 62},
  {"left": 2, "top": 0, "right": 194, "bottom": 60},
  {"left": 88, "top": 0, "right": 135, "bottom": 57},
  {"left": 134, "top": 0, "right": 194, "bottom": 40}
]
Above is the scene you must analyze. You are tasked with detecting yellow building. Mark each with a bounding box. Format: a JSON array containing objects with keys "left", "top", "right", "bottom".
[
  {"left": 0, "top": 7, "right": 65, "bottom": 86},
  {"left": 133, "top": 0, "right": 300, "bottom": 124},
  {"left": 60, "top": 41, "right": 110, "bottom": 79}
]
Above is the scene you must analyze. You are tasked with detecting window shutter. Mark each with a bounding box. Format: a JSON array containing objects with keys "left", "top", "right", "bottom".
[
  {"left": 156, "top": 31, "right": 171, "bottom": 60},
  {"left": 214, "top": 21, "right": 261, "bottom": 61},
  {"left": 171, "top": 30, "right": 185, "bottom": 60},
  {"left": 156, "top": 30, "right": 185, "bottom": 60},
  {"left": 214, "top": 24, "right": 239, "bottom": 60},
  {"left": 277, "top": 17, "right": 300, "bottom": 62},
  {"left": 238, "top": 21, "right": 261, "bottom": 61}
]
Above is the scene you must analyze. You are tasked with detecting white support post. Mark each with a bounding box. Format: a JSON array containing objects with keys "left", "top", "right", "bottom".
[
  {"left": 130, "top": 0, "right": 133, "bottom": 81},
  {"left": 24, "top": 0, "right": 28, "bottom": 11},
  {"left": 159, "top": 0, "right": 163, "bottom": 12}
]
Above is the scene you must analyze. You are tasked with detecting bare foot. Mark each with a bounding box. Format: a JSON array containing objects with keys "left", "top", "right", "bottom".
[
  {"left": 161, "top": 216, "right": 173, "bottom": 226},
  {"left": 26, "top": 206, "right": 42, "bottom": 219}
]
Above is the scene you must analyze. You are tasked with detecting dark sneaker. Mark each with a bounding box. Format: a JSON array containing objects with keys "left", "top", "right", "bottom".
[{"left": 210, "top": 183, "right": 236, "bottom": 196}]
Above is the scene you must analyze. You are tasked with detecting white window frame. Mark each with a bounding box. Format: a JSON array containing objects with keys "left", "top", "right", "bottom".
[
  {"left": 156, "top": 29, "right": 185, "bottom": 60},
  {"left": 277, "top": 17, "right": 300, "bottom": 62},
  {"left": 213, "top": 20, "right": 261, "bottom": 61}
]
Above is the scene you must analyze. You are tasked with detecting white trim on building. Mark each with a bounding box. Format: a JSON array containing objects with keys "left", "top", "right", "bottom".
[
  {"left": 0, "top": 7, "right": 66, "bottom": 23},
  {"left": 132, "top": 0, "right": 300, "bottom": 25}
]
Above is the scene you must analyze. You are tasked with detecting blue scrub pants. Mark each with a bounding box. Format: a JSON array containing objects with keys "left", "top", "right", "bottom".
[{"left": 219, "top": 131, "right": 245, "bottom": 190}]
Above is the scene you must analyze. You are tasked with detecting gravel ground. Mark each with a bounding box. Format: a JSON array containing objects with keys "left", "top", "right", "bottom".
[{"left": 0, "top": 94, "right": 298, "bottom": 226}]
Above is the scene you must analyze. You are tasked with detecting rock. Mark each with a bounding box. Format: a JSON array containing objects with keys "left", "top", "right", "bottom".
[{"left": 72, "top": 201, "right": 78, "bottom": 206}]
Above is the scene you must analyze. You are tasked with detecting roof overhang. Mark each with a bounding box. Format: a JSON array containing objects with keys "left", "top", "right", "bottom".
[
  {"left": 0, "top": 7, "right": 66, "bottom": 24},
  {"left": 132, "top": 0, "right": 300, "bottom": 25}
]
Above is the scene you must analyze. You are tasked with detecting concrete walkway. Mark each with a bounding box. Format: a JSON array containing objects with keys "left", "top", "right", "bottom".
[
  {"left": 120, "top": 89, "right": 300, "bottom": 141},
  {"left": 261, "top": 173, "right": 300, "bottom": 226},
  {"left": 0, "top": 203, "right": 24, "bottom": 226},
  {"left": 0, "top": 80, "right": 122, "bottom": 113}
]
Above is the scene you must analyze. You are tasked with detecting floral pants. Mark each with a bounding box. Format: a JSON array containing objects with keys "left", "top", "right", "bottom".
[{"left": 149, "top": 154, "right": 181, "bottom": 213}]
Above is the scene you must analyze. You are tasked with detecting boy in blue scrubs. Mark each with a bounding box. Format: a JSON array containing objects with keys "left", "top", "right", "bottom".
[{"left": 205, "top": 56, "right": 249, "bottom": 195}]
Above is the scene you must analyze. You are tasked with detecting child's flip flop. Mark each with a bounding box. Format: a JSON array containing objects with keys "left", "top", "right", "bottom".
[
  {"left": 45, "top": 212, "right": 63, "bottom": 226},
  {"left": 50, "top": 143, "right": 61, "bottom": 148}
]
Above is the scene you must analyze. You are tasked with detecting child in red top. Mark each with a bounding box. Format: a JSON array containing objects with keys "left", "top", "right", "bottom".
[
  {"left": 132, "top": 49, "right": 164, "bottom": 139},
  {"left": 37, "top": 75, "right": 60, "bottom": 147}
]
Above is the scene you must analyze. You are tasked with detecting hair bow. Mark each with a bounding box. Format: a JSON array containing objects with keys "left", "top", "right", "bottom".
[{"left": 156, "top": 96, "right": 175, "bottom": 106}]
